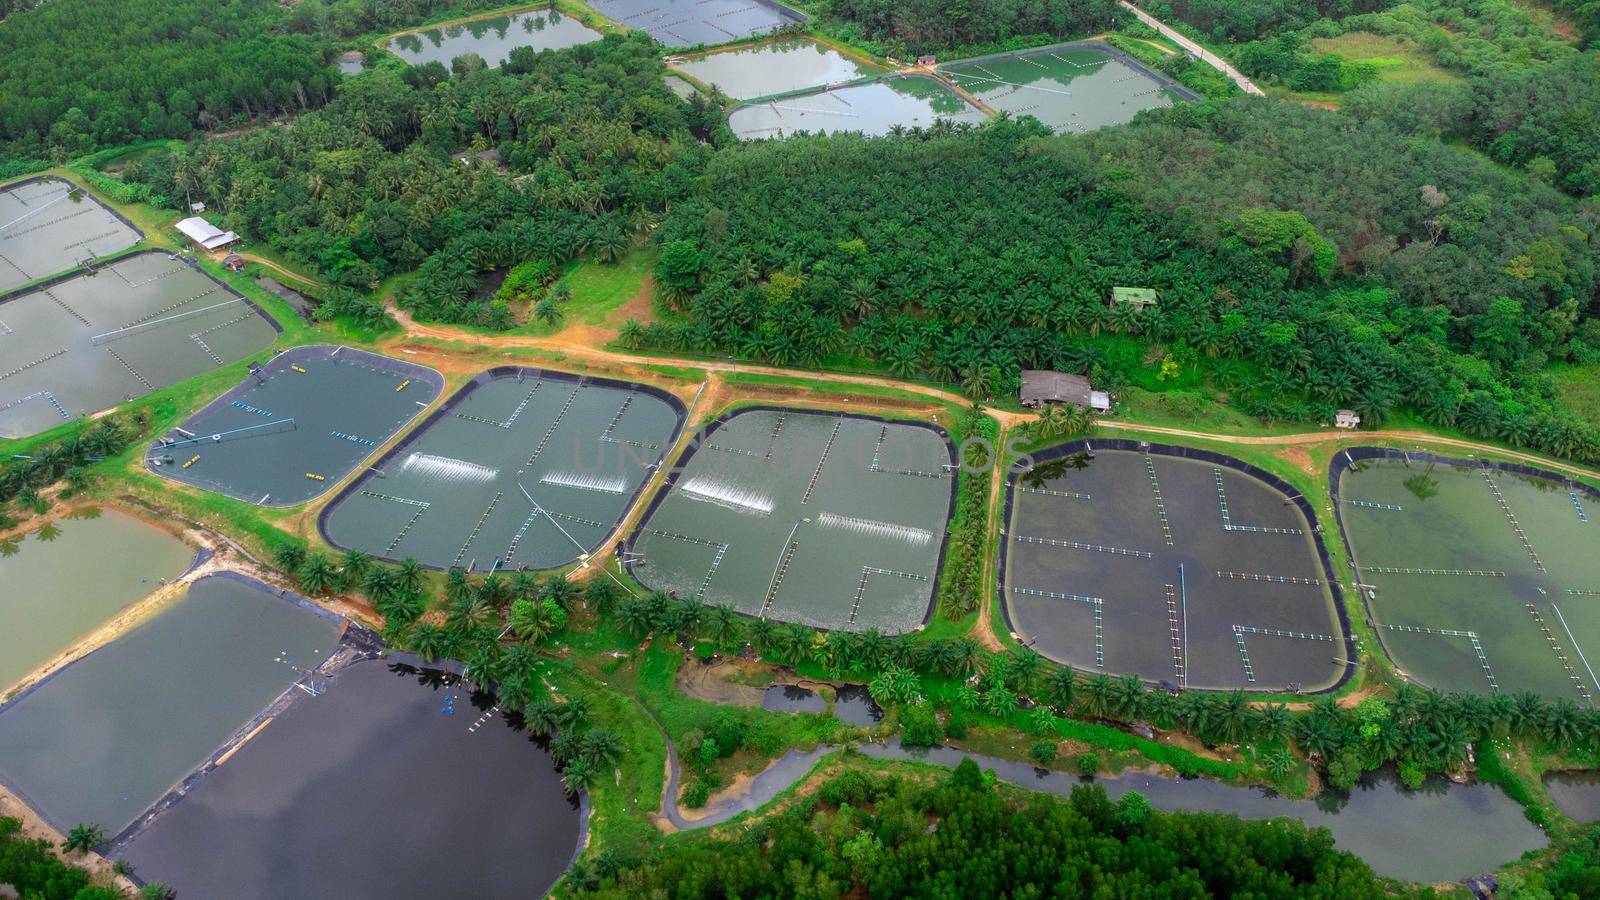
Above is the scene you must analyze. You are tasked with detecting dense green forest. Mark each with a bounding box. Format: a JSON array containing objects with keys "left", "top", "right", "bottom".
[
  {"left": 0, "top": 0, "right": 516, "bottom": 167},
  {"left": 124, "top": 34, "right": 715, "bottom": 326},
  {"left": 816, "top": 0, "right": 1117, "bottom": 57},
  {"left": 642, "top": 113, "right": 1600, "bottom": 459},
  {"left": 1198, "top": 0, "right": 1599, "bottom": 197},
  {"left": 575, "top": 760, "right": 1410, "bottom": 897}
]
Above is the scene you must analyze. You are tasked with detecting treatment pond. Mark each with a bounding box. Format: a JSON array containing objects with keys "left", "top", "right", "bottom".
[
  {"left": 321, "top": 367, "right": 684, "bottom": 571},
  {"left": 627, "top": 409, "right": 956, "bottom": 632},
  {"left": 939, "top": 44, "right": 1189, "bottom": 133},
  {"left": 0, "top": 574, "right": 341, "bottom": 836},
  {"left": 728, "top": 75, "right": 987, "bottom": 139},
  {"left": 1336, "top": 449, "right": 1600, "bottom": 699},
  {"left": 120, "top": 657, "right": 581, "bottom": 899},
  {"left": 386, "top": 8, "right": 600, "bottom": 68},
  {"left": 0, "top": 509, "right": 193, "bottom": 694},
  {"left": 1003, "top": 442, "right": 1349, "bottom": 691},
  {"left": 671, "top": 38, "right": 887, "bottom": 101},
  {"left": 147, "top": 346, "right": 442, "bottom": 506}
]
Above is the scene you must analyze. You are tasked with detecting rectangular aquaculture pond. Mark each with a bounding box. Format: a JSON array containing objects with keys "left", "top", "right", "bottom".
[
  {"left": 671, "top": 37, "right": 887, "bottom": 101},
  {"left": 0, "top": 509, "right": 193, "bottom": 694},
  {"left": 0, "top": 574, "right": 341, "bottom": 836},
  {"left": 626, "top": 409, "right": 957, "bottom": 633},
  {"left": 0, "top": 177, "right": 141, "bottom": 293},
  {"left": 146, "top": 346, "right": 442, "bottom": 507},
  {"left": 728, "top": 75, "right": 988, "bottom": 139},
  {"left": 587, "top": 0, "right": 802, "bottom": 47},
  {"left": 386, "top": 7, "right": 601, "bottom": 68},
  {"left": 939, "top": 43, "right": 1189, "bottom": 133},
  {"left": 0, "top": 250, "right": 280, "bottom": 439},
  {"left": 320, "top": 368, "right": 684, "bottom": 572},
  {"left": 1002, "top": 442, "right": 1348, "bottom": 692},
  {"left": 119, "top": 658, "right": 581, "bottom": 898},
  {"left": 1335, "top": 449, "right": 1600, "bottom": 701}
]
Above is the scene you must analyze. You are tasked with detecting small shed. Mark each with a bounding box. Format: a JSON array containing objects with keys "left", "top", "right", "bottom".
[
  {"left": 1111, "top": 286, "right": 1159, "bottom": 309},
  {"left": 916, "top": 55, "right": 937, "bottom": 67},
  {"left": 189, "top": 201, "right": 206, "bottom": 213},
  {"left": 452, "top": 148, "right": 504, "bottom": 171},
  {"left": 1020, "top": 370, "right": 1111, "bottom": 412},
  {"left": 1335, "top": 409, "right": 1362, "bottom": 429},
  {"left": 223, "top": 253, "right": 245, "bottom": 272},
  {"left": 175, "top": 216, "right": 239, "bottom": 251}
]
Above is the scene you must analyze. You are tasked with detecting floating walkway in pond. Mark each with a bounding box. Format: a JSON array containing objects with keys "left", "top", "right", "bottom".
[
  {"left": 1015, "top": 534, "right": 1151, "bottom": 558},
  {"left": 1232, "top": 625, "right": 1337, "bottom": 683},
  {"left": 1383, "top": 623, "right": 1498, "bottom": 690},
  {"left": 1345, "top": 499, "right": 1403, "bottom": 511},
  {"left": 1214, "top": 469, "right": 1303, "bottom": 534},
  {"left": 1144, "top": 457, "right": 1173, "bottom": 545},
  {"left": 1572, "top": 492, "right": 1589, "bottom": 524},
  {"left": 456, "top": 384, "right": 539, "bottom": 428},
  {"left": 1215, "top": 570, "right": 1320, "bottom": 586},
  {"left": 1364, "top": 566, "right": 1504, "bottom": 577},
  {"left": 1014, "top": 586, "right": 1103, "bottom": 666},
  {"left": 1525, "top": 603, "right": 1592, "bottom": 703},
  {"left": 1483, "top": 470, "right": 1545, "bottom": 572},
  {"left": 1020, "top": 485, "right": 1092, "bottom": 500}
]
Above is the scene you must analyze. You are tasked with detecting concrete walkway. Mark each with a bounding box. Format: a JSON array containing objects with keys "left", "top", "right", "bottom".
[{"left": 1117, "top": 1, "right": 1265, "bottom": 95}]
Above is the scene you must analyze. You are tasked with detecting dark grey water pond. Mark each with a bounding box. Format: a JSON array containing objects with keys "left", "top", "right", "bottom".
[
  {"left": 120, "top": 657, "right": 580, "bottom": 899},
  {"left": 629, "top": 409, "right": 955, "bottom": 632},
  {"left": 1545, "top": 771, "right": 1600, "bottom": 822},
  {"left": 1004, "top": 445, "right": 1346, "bottom": 691},
  {"left": 857, "top": 742, "right": 1545, "bottom": 883},
  {"left": 0, "top": 177, "right": 141, "bottom": 292},
  {"left": 0, "top": 575, "right": 341, "bottom": 835},
  {"left": 147, "top": 345, "right": 442, "bottom": 506},
  {"left": 0, "top": 251, "right": 279, "bottom": 439},
  {"left": 763, "top": 683, "right": 826, "bottom": 714},
  {"left": 939, "top": 44, "right": 1182, "bottom": 133},
  {"left": 587, "top": 0, "right": 801, "bottom": 47},
  {"left": 1338, "top": 451, "right": 1600, "bottom": 700},
  {"left": 322, "top": 368, "right": 683, "bottom": 572},
  {"left": 386, "top": 8, "right": 601, "bottom": 68},
  {"left": 832, "top": 684, "right": 883, "bottom": 725},
  {"left": 0, "top": 510, "right": 193, "bottom": 694}
]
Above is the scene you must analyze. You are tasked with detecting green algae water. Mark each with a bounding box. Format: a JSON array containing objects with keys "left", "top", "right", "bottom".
[
  {"left": 0, "top": 510, "right": 192, "bottom": 693},
  {"left": 675, "top": 38, "right": 886, "bottom": 100}
]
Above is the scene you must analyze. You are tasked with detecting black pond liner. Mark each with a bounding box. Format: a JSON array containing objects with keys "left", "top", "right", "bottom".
[
  {"left": 620, "top": 405, "right": 960, "bottom": 632},
  {"left": 142, "top": 345, "right": 444, "bottom": 507},
  {"left": 1327, "top": 445, "right": 1600, "bottom": 692},
  {"left": 939, "top": 40, "right": 1203, "bottom": 103},
  {"left": 316, "top": 365, "right": 687, "bottom": 571},
  {"left": 997, "top": 438, "right": 1356, "bottom": 695}
]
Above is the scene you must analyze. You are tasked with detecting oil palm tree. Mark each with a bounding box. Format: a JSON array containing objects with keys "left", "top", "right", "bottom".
[{"left": 62, "top": 824, "right": 104, "bottom": 854}]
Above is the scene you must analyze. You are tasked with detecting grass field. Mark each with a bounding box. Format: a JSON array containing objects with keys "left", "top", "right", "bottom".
[{"left": 1308, "top": 32, "right": 1460, "bottom": 86}]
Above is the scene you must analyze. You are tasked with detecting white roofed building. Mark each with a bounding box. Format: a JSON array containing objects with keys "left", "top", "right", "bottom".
[{"left": 175, "top": 216, "right": 239, "bottom": 251}]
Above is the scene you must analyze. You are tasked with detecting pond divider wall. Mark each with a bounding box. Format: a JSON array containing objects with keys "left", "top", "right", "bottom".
[
  {"left": 316, "top": 366, "right": 687, "bottom": 570},
  {"left": 621, "top": 405, "right": 959, "bottom": 631},
  {"left": 1328, "top": 445, "right": 1600, "bottom": 691},
  {"left": 144, "top": 345, "right": 444, "bottom": 507},
  {"left": 1000, "top": 438, "right": 1356, "bottom": 693}
]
